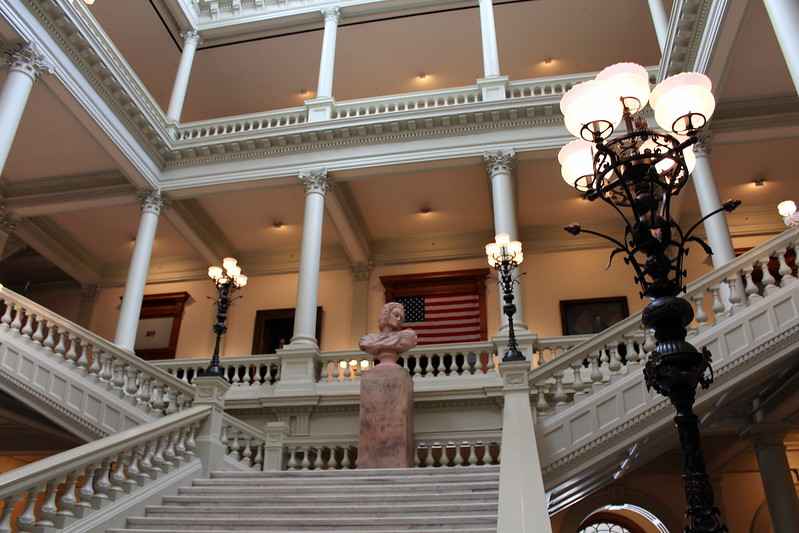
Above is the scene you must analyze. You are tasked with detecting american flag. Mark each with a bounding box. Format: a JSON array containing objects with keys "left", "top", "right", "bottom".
[{"left": 396, "top": 294, "right": 483, "bottom": 345}]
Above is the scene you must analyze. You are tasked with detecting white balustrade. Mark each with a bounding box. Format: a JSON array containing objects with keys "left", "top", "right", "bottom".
[
  {"left": 152, "top": 355, "right": 281, "bottom": 387},
  {"left": 285, "top": 443, "right": 357, "bottom": 470},
  {"left": 0, "top": 406, "right": 207, "bottom": 533},
  {"left": 331, "top": 86, "right": 482, "bottom": 120},
  {"left": 415, "top": 440, "right": 501, "bottom": 468},
  {"left": 222, "top": 414, "right": 265, "bottom": 470},
  {"left": 176, "top": 108, "right": 307, "bottom": 142}
]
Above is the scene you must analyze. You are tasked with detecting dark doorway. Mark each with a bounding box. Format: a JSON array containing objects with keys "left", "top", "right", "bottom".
[{"left": 251, "top": 307, "right": 323, "bottom": 354}]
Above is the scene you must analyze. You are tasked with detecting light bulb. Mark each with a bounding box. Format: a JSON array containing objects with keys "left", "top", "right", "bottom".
[
  {"left": 778, "top": 200, "right": 797, "bottom": 218},
  {"left": 236, "top": 274, "right": 248, "bottom": 287},
  {"left": 208, "top": 266, "right": 223, "bottom": 280}
]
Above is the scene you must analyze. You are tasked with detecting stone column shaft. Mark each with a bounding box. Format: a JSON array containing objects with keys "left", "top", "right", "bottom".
[
  {"left": 763, "top": 0, "right": 799, "bottom": 95},
  {"left": 478, "top": 0, "right": 500, "bottom": 78},
  {"left": 167, "top": 31, "right": 200, "bottom": 122},
  {"left": 291, "top": 170, "right": 330, "bottom": 347},
  {"left": 693, "top": 141, "right": 735, "bottom": 268},
  {"left": 0, "top": 44, "right": 51, "bottom": 175},
  {"left": 647, "top": 0, "right": 669, "bottom": 53},
  {"left": 753, "top": 435, "right": 799, "bottom": 533},
  {"left": 114, "top": 191, "right": 163, "bottom": 351},
  {"left": 316, "top": 9, "right": 340, "bottom": 99},
  {"left": 485, "top": 151, "right": 525, "bottom": 331}
]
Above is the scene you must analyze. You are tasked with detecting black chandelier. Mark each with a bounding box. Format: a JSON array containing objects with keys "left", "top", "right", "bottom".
[
  {"left": 558, "top": 63, "right": 738, "bottom": 533},
  {"left": 485, "top": 234, "right": 525, "bottom": 362},
  {"left": 203, "top": 257, "right": 248, "bottom": 378}
]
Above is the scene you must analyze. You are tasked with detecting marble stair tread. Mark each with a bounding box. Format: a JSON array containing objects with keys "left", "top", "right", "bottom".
[
  {"left": 194, "top": 472, "right": 500, "bottom": 485},
  {"left": 162, "top": 490, "right": 498, "bottom": 505},
  {"left": 145, "top": 502, "right": 498, "bottom": 515},
  {"left": 122, "top": 514, "right": 498, "bottom": 529},
  {"left": 208, "top": 466, "right": 499, "bottom": 478},
  {"left": 178, "top": 481, "right": 499, "bottom": 494}
]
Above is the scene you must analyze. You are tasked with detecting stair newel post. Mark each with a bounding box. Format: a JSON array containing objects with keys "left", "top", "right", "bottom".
[
  {"left": 497, "top": 360, "right": 552, "bottom": 532},
  {"left": 192, "top": 375, "right": 232, "bottom": 475}
]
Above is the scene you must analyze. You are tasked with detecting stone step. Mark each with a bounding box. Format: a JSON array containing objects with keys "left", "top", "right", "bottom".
[
  {"left": 145, "top": 502, "right": 498, "bottom": 516},
  {"left": 162, "top": 490, "right": 498, "bottom": 506},
  {"left": 123, "top": 515, "right": 498, "bottom": 530},
  {"left": 179, "top": 480, "right": 499, "bottom": 495},
  {"left": 208, "top": 466, "right": 500, "bottom": 478},
  {"left": 194, "top": 472, "right": 499, "bottom": 486}
]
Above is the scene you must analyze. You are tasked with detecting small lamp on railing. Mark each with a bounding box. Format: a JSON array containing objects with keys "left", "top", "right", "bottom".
[
  {"left": 203, "top": 257, "right": 248, "bottom": 377},
  {"left": 778, "top": 200, "right": 799, "bottom": 228},
  {"left": 485, "top": 234, "right": 525, "bottom": 362}
]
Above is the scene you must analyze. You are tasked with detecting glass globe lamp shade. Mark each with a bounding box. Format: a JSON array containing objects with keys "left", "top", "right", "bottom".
[
  {"left": 560, "top": 80, "right": 623, "bottom": 140},
  {"left": 227, "top": 265, "right": 242, "bottom": 277},
  {"left": 222, "top": 257, "right": 238, "bottom": 271},
  {"left": 235, "top": 274, "right": 248, "bottom": 288},
  {"left": 778, "top": 200, "right": 797, "bottom": 218},
  {"left": 650, "top": 72, "right": 715, "bottom": 134},
  {"left": 485, "top": 242, "right": 499, "bottom": 267},
  {"left": 208, "top": 266, "right": 223, "bottom": 280},
  {"left": 596, "top": 62, "right": 650, "bottom": 113},
  {"left": 558, "top": 139, "right": 595, "bottom": 190}
]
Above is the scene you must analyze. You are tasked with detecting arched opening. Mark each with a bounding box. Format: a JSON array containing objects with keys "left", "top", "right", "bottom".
[{"left": 578, "top": 504, "right": 671, "bottom": 533}]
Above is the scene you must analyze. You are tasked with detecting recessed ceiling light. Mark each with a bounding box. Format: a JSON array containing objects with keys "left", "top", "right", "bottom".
[
  {"left": 543, "top": 57, "right": 554, "bottom": 65},
  {"left": 754, "top": 178, "right": 766, "bottom": 187},
  {"left": 272, "top": 220, "right": 285, "bottom": 229},
  {"left": 417, "top": 73, "right": 428, "bottom": 80},
  {"left": 418, "top": 205, "right": 432, "bottom": 215}
]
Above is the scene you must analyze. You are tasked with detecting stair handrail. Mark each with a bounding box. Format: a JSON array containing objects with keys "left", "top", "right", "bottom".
[
  {"left": 222, "top": 412, "right": 265, "bottom": 441},
  {"left": 0, "top": 286, "right": 195, "bottom": 399},
  {"left": 527, "top": 226, "right": 799, "bottom": 385},
  {"left": 0, "top": 405, "right": 209, "bottom": 501}
]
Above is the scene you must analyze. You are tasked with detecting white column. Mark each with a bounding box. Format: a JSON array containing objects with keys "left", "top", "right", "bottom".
[
  {"left": 478, "top": 0, "right": 500, "bottom": 78},
  {"left": 290, "top": 169, "right": 330, "bottom": 348},
  {"left": 692, "top": 138, "right": 735, "bottom": 268},
  {"left": 485, "top": 151, "right": 526, "bottom": 331},
  {"left": 316, "top": 8, "right": 340, "bottom": 99},
  {"left": 0, "top": 44, "right": 51, "bottom": 175},
  {"left": 763, "top": 0, "right": 799, "bottom": 94},
  {"left": 166, "top": 30, "right": 201, "bottom": 123},
  {"left": 647, "top": 0, "right": 669, "bottom": 53},
  {"left": 497, "top": 361, "right": 553, "bottom": 533},
  {"left": 114, "top": 191, "right": 163, "bottom": 351},
  {"left": 752, "top": 432, "right": 799, "bottom": 533}
]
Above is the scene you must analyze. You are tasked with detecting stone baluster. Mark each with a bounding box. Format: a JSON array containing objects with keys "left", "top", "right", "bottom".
[
  {"left": 726, "top": 275, "right": 745, "bottom": 313},
  {"left": 122, "top": 451, "right": 140, "bottom": 492},
  {"left": 424, "top": 444, "right": 435, "bottom": 467},
  {"left": 312, "top": 447, "right": 323, "bottom": 470},
  {"left": 0, "top": 300, "right": 13, "bottom": 328},
  {"left": 175, "top": 428, "right": 187, "bottom": 458},
  {"left": 31, "top": 316, "right": 44, "bottom": 345},
  {"left": 743, "top": 266, "right": 762, "bottom": 303},
  {"left": 152, "top": 437, "right": 167, "bottom": 472},
  {"left": 468, "top": 443, "right": 480, "bottom": 466},
  {"left": 552, "top": 372, "right": 568, "bottom": 406},
  {"left": 20, "top": 310, "right": 34, "bottom": 338},
  {"left": 761, "top": 255, "right": 779, "bottom": 296},
  {"left": 453, "top": 442, "right": 465, "bottom": 466},
  {"left": 58, "top": 472, "right": 78, "bottom": 518},
  {"left": 534, "top": 385, "right": 549, "bottom": 412},
  {"left": 16, "top": 486, "right": 40, "bottom": 530},
  {"left": 570, "top": 361, "right": 586, "bottom": 395},
  {"left": 241, "top": 438, "right": 253, "bottom": 466},
  {"left": 623, "top": 335, "right": 640, "bottom": 365},
  {"left": 777, "top": 247, "right": 797, "bottom": 286},
  {"left": 643, "top": 328, "right": 656, "bottom": 355},
  {"left": 124, "top": 365, "right": 139, "bottom": 400},
  {"left": 164, "top": 431, "right": 178, "bottom": 465},
  {"left": 149, "top": 384, "right": 165, "bottom": 416},
  {"left": 692, "top": 293, "right": 709, "bottom": 334},
  {"left": 110, "top": 361, "right": 125, "bottom": 397},
  {"left": 588, "top": 353, "right": 603, "bottom": 385},
  {"left": 253, "top": 441, "right": 263, "bottom": 470},
  {"left": 287, "top": 447, "right": 298, "bottom": 470},
  {"left": 0, "top": 495, "right": 22, "bottom": 532},
  {"left": 300, "top": 447, "right": 311, "bottom": 470},
  {"left": 53, "top": 327, "right": 67, "bottom": 358},
  {"left": 64, "top": 334, "right": 79, "bottom": 365},
  {"left": 93, "top": 459, "right": 112, "bottom": 506},
  {"left": 141, "top": 441, "right": 157, "bottom": 476},
  {"left": 436, "top": 355, "right": 446, "bottom": 376},
  {"left": 77, "top": 464, "right": 97, "bottom": 511},
  {"left": 36, "top": 480, "right": 57, "bottom": 527},
  {"left": 186, "top": 424, "right": 198, "bottom": 458},
  {"left": 109, "top": 453, "right": 127, "bottom": 497},
  {"left": 9, "top": 304, "right": 22, "bottom": 332},
  {"left": 229, "top": 431, "right": 241, "bottom": 460},
  {"left": 607, "top": 343, "right": 622, "bottom": 373},
  {"left": 413, "top": 359, "right": 423, "bottom": 379},
  {"left": 709, "top": 285, "right": 725, "bottom": 324},
  {"left": 341, "top": 446, "right": 352, "bottom": 469},
  {"left": 76, "top": 342, "right": 90, "bottom": 374},
  {"left": 164, "top": 389, "right": 178, "bottom": 415}
]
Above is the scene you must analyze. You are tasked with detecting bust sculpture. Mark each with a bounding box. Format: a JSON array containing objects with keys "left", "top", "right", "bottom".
[{"left": 359, "top": 302, "right": 418, "bottom": 366}]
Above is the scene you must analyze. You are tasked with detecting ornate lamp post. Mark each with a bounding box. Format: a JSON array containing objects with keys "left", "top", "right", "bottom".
[
  {"left": 485, "top": 233, "right": 525, "bottom": 362},
  {"left": 778, "top": 200, "right": 799, "bottom": 228},
  {"left": 203, "top": 257, "right": 247, "bottom": 377},
  {"left": 557, "top": 63, "right": 739, "bottom": 533}
]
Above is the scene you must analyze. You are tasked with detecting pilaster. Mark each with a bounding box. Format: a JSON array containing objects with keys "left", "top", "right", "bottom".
[
  {"left": 477, "top": 75, "right": 508, "bottom": 102},
  {"left": 350, "top": 264, "right": 371, "bottom": 345},
  {"left": 264, "top": 421, "right": 289, "bottom": 471},
  {"left": 305, "top": 96, "right": 335, "bottom": 122}
]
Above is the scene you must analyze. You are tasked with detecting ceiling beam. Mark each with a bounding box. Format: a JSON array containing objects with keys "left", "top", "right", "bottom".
[
  {"left": 163, "top": 198, "right": 236, "bottom": 264},
  {"left": 3, "top": 172, "right": 138, "bottom": 218},
  {"left": 13, "top": 217, "right": 101, "bottom": 286},
  {"left": 326, "top": 182, "right": 371, "bottom": 267},
  {"left": 693, "top": 0, "right": 751, "bottom": 87}
]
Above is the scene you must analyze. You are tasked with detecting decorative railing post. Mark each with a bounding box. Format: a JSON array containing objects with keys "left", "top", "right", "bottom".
[
  {"left": 192, "top": 376, "right": 231, "bottom": 474},
  {"left": 264, "top": 421, "right": 289, "bottom": 471},
  {"left": 496, "top": 360, "right": 552, "bottom": 532}
]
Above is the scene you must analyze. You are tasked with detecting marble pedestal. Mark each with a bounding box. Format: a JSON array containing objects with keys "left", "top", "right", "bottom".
[{"left": 357, "top": 364, "right": 414, "bottom": 468}]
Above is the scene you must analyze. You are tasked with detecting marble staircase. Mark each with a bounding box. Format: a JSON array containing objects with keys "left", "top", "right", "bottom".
[{"left": 108, "top": 466, "right": 500, "bottom": 532}]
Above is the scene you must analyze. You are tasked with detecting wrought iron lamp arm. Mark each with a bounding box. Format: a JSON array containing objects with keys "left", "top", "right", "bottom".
[{"left": 682, "top": 200, "right": 741, "bottom": 243}]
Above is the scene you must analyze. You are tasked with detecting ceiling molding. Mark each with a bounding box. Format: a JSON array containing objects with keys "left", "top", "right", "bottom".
[
  {"left": 659, "top": 0, "right": 715, "bottom": 80},
  {"left": 325, "top": 182, "right": 370, "bottom": 267},
  {"left": 14, "top": 217, "right": 102, "bottom": 285},
  {"left": 163, "top": 198, "right": 237, "bottom": 264},
  {"left": 3, "top": 171, "right": 138, "bottom": 217}
]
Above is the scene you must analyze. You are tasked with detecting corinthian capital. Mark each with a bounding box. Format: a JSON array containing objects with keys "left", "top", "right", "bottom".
[
  {"left": 483, "top": 150, "right": 516, "bottom": 177},
  {"left": 181, "top": 29, "right": 201, "bottom": 45},
  {"left": 693, "top": 131, "right": 712, "bottom": 157},
  {"left": 5, "top": 43, "right": 53, "bottom": 80},
  {"left": 140, "top": 190, "right": 165, "bottom": 215},
  {"left": 322, "top": 7, "right": 340, "bottom": 23},
  {"left": 299, "top": 169, "right": 331, "bottom": 196}
]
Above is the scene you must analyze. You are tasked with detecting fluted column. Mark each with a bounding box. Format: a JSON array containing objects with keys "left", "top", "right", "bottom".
[
  {"left": 477, "top": 0, "right": 507, "bottom": 101},
  {"left": 167, "top": 30, "right": 201, "bottom": 123},
  {"left": 647, "top": 0, "right": 669, "bottom": 53},
  {"left": 692, "top": 137, "right": 735, "bottom": 268},
  {"left": 316, "top": 8, "right": 340, "bottom": 99},
  {"left": 0, "top": 44, "right": 52, "bottom": 175},
  {"left": 763, "top": 0, "right": 799, "bottom": 94},
  {"left": 114, "top": 191, "right": 164, "bottom": 351},
  {"left": 752, "top": 431, "right": 799, "bottom": 533},
  {"left": 484, "top": 151, "right": 526, "bottom": 332},
  {"left": 290, "top": 169, "right": 330, "bottom": 348}
]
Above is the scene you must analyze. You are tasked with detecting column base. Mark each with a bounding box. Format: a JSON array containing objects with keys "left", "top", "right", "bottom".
[
  {"left": 477, "top": 75, "right": 508, "bottom": 102},
  {"left": 305, "top": 96, "right": 335, "bottom": 122},
  {"left": 275, "top": 343, "right": 320, "bottom": 395}
]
